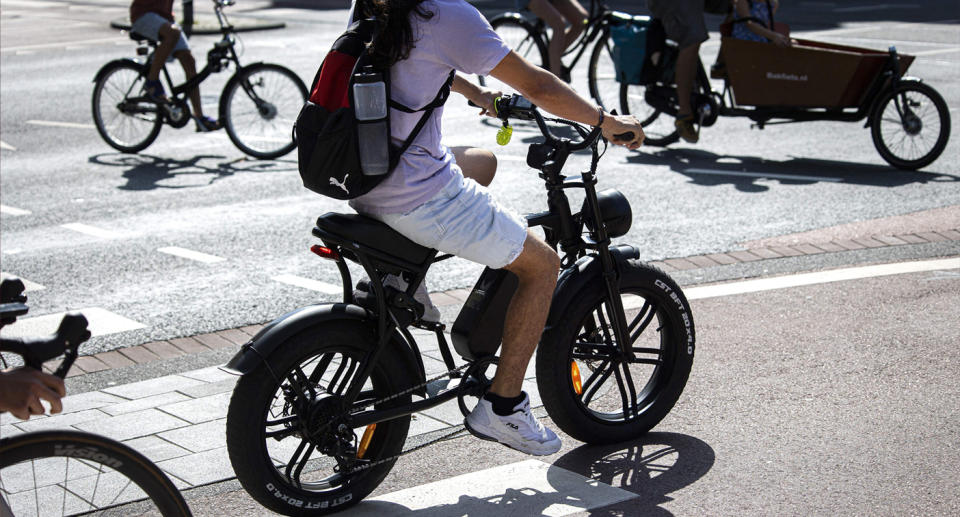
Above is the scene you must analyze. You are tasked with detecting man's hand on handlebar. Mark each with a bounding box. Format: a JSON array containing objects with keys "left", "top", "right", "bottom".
[
  {"left": 473, "top": 86, "right": 502, "bottom": 118},
  {"left": 0, "top": 366, "right": 66, "bottom": 420},
  {"left": 600, "top": 112, "right": 645, "bottom": 150}
]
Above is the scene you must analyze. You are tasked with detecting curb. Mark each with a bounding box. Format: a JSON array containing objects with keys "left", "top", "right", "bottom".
[{"left": 48, "top": 228, "right": 960, "bottom": 379}]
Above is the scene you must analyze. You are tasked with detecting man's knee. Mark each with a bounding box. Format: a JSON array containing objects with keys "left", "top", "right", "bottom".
[
  {"left": 506, "top": 234, "right": 560, "bottom": 285},
  {"left": 452, "top": 146, "right": 497, "bottom": 187}
]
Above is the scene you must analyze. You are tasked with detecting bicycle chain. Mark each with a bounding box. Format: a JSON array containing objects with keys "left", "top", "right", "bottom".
[{"left": 337, "top": 362, "right": 475, "bottom": 475}]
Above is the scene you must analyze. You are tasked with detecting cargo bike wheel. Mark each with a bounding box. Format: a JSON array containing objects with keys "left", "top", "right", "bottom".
[
  {"left": 536, "top": 262, "right": 694, "bottom": 444},
  {"left": 870, "top": 80, "right": 950, "bottom": 170},
  {"left": 225, "top": 322, "right": 412, "bottom": 516}
]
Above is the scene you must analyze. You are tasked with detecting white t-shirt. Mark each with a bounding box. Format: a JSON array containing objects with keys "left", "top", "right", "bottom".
[{"left": 349, "top": 0, "right": 509, "bottom": 215}]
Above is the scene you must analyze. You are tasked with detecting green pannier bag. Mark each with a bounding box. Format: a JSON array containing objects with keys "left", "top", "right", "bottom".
[{"left": 610, "top": 15, "right": 652, "bottom": 85}]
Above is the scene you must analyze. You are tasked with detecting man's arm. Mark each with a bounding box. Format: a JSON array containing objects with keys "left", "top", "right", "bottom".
[{"left": 488, "top": 51, "right": 644, "bottom": 149}]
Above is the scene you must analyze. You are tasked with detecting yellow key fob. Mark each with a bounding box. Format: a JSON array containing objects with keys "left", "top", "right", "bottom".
[{"left": 496, "top": 124, "right": 513, "bottom": 146}]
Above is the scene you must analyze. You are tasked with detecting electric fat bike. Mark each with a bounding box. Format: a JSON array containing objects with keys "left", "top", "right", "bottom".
[{"left": 223, "top": 95, "right": 696, "bottom": 515}]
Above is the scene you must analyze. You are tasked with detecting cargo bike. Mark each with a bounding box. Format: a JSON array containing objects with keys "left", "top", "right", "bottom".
[{"left": 611, "top": 18, "right": 951, "bottom": 170}]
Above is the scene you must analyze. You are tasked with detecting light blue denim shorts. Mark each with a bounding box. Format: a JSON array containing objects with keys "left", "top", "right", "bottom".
[
  {"left": 371, "top": 174, "right": 528, "bottom": 269},
  {"left": 131, "top": 12, "right": 190, "bottom": 55}
]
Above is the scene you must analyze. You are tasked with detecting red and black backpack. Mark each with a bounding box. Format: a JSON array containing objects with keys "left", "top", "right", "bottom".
[{"left": 295, "top": 17, "right": 454, "bottom": 200}]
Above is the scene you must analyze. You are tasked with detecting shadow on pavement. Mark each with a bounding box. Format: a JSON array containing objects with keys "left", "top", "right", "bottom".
[
  {"left": 88, "top": 153, "right": 296, "bottom": 191},
  {"left": 627, "top": 148, "right": 960, "bottom": 192},
  {"left": 352, "top": 432, "right": 713, "bottom": 516}
]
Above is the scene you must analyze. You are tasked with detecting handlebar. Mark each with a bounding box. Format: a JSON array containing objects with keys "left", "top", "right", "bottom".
[
  {"left": 493, "top": 95, "right": 604, "bottom": 152},
  {"left": 0, "top": 275, "right": 90, "bottom": 379}
]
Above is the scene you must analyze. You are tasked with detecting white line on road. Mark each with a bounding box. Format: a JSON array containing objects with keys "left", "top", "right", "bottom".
[
  {"left": 684, "top": 168, "right": 842, "bottom": 183},
  {"left": 273, "top": 274, "right": 342, "bottom": 295},
  {"left": 61, "top": 223, "right": 121, "bottom": 239},
  {"left": 912, "top": 47, "right": 960, "bottom": 57},
  {"left": 157, "top": 247, "right": 226, "bottom": 264},
  {"left": 833, "top": 4, "right": 918, "bottom": 12},
  {"left": 26, "top": 120, "right": 95, "bottom": 130},
  {"left": 0, "top": 140, "right": 16, "bottom": 151},
  {"left": 681, "top": 257, "right": 960, "bottom": 302},
  {"left": 1, "top": 307, "right": 147, "bottom": 339},
  {"left": 0, "top": 204, "right": 31, "bottom": 216},
  {"left": 353, "top": 459, "right": 634, "bottom": 516},
  {"left": 2, "top": 37, "right": 124, "bottom": 53}
]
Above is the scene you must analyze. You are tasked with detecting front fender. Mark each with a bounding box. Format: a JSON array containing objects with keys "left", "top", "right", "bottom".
[
  {"left": 544, "top": 244, "right": 640, "bottom": 332},
  {"left": 221, "top": 304, "right": 426, "bottom": 396},
  {"left": 93, "top": 58, "right": 144, "bottom": 83}
]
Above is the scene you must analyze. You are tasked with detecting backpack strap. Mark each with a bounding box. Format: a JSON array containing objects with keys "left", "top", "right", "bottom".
[{"left": 388, "top": 70, "right": 457, "bottom": 171}]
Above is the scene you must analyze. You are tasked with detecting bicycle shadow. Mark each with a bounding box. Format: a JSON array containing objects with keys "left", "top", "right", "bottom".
[
  {"left": 346, "top": 432, "right": 714, "bottom": 516},
  {"left": 88, "top": 153, "right": 297, "bottom": 191},
  {"left": 627, "top": 148, "right": 959, "bottom": 193}
]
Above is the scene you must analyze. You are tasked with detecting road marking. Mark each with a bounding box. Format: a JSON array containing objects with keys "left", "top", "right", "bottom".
[
  {"left": 0, "top": 204, "right": 30, "bottom": 216},
  {"left": 157, "top": 246, "right": 226, "bottom": 264},
  {"left": 26, "top": 120, "right": 95, "bottom": 130},
  {"left": 273, "top": 274, "right": 342, "bottom": 295},
  {"left": 354, "top": 459, "right": 634, "bottom": 516},
  {"left": 912, "top": 47, "right": 960, "bottom": 57},
  {"left": 833, "top": 4, "right": 919, "bottom": 12},
  {"left": 0, "top": 307, "right": 147, "bottom": 339},
  {"left": 678, "top": 257, "right": 960, "bottom": 301},
  {"left": 0, "top": 140, "right": 16, "bottom": 151},
  {"left": 684, "top": 168, "right": 842, "bottom": 183},
  {"left": 62, "top": 223, "right": 121, "bottom": 239},
  {"left": 2, "top": 37, "right": 123, "bottom": 53}
]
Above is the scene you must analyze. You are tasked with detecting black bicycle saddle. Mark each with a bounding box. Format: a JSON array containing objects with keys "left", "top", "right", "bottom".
[{"left": 314, "top": 213, "right": 434, "bottom": 265}]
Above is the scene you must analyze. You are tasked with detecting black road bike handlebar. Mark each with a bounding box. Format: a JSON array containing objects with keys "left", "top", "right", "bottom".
[{"left": 0, "top": 275, "right": 89, "bottom": 378}]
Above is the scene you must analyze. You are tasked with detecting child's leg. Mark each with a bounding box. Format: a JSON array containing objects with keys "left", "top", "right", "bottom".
[
  {"left": 527, "top": 0, "right": 569, "bottom": 76},
  {"left": 552, "top": 0, "right": 589, "bottom": 49}
]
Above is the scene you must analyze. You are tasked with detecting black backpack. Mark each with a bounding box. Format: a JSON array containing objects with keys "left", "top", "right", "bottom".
[{"left": 295, "top": 17, "right": 455, "bottom": 200}]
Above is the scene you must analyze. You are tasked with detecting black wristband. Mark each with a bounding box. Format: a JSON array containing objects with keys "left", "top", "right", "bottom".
[{"left": 597, "top": 107, "right": 605, "bottom": 127}]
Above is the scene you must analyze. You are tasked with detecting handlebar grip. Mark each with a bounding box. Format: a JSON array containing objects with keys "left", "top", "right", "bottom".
[
  {"left": 1, "top": 274, "right": 26, "bottom": 304},
  {"left": 57, "top": 312, "right": 91, "bottom": 348},
  {"left": 613, "top": 131, "right": 635, "bottom": 142},
  {"left": 15, "top": 312, "right": 90, "bottom": 372}
]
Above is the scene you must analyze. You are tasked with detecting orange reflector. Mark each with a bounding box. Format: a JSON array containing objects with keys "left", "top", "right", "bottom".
[
  {"left": 571, "top": 361, "right": 583, "bottom": 395},
  {"left": 310, "top": 245, "right": 340, "bottom": 261},
  {"left": 357, "top": 424, "right": 377, "bottom": 459}
]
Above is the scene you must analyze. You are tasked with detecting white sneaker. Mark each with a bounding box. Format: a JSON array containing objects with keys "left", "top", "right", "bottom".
[
  {"left": 383, "top": 275, "right": 441, "bottom": 323},
  {"left": 464, "top": 393, "right": 561, "bottom": 456}
]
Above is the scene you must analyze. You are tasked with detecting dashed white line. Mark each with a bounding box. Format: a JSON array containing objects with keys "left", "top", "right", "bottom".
[
  {"left": 273, "top": 274, "right": 342, "bottom": 295},
  {"left": 1, "top": 307, "right": 146, "bottom": 339},
  {"left": 684, "top": 168, "right": 842, "bottom": 183},
  {"left": 0, "top": 140, "right": 16, "bottom": 151},
  {"left": 61, "top": 223, "right": 121, "bottom": 239},
  {"left": 26, "top": 120, "right": 95, "bottom": 130},
  {"left": 0, "top": 204, "right": 30, "bottom": 216},
  {"left": 912, "top": 47, "right": 960, "bottom": 57},
  {"left": 157, "top": 247, "right": 226, "bottom": 264},
  {"left": 356, "top": 459, "right": 635, "bottom": 516},
  {"left": 833, "top": 3, "right": 918, "bottom": 13},
  {"left": 2, "top": 37, "right": 124, "bottom": 53}
]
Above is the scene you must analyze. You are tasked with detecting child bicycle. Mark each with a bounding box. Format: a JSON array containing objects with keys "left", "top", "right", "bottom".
[
  {"left": 0, "top": 275, "right": 192, "bottom": 517},
  {"left": 222, "top": 95, "right": 696, "bottom": 515},
  {"left": 91, "top": 0, "right": 307, "bottom": 159}
]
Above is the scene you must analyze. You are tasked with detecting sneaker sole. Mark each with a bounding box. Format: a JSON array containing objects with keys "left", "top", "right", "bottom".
[{"left": 463, "top": 420, "right": 561, "bottom": 456}]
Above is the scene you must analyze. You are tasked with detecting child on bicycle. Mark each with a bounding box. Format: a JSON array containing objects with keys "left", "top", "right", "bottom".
[
  {"left": 129, "top": 0, "right": 220, "bottom": 131},
  {"left": 524, "top": 0, "right": 589, "bottom": 82},
  {"left": 348, "top": 0, "right": 642, "bottom": 456}
]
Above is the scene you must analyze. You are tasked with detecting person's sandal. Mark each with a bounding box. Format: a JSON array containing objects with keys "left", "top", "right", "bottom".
[
  {"left": 675, "top": 114, "right": 699, "bottom": 144},
  {"left": 143, "top": 79, "right": 166, "bottom": 101},
  {"left": 194, "top": 115, "right": 221, "bottom": 132}
]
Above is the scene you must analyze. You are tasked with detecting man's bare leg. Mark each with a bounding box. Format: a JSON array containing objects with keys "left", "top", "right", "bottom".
[
  {"left": 175, "top": 50, "right": 205, "bottom": 118},
  {"left": 148, "top": 23, "right": 181, "bottom": 82},
  {"left": 491, "top": 231, "right": 560, "bottom": 397}
]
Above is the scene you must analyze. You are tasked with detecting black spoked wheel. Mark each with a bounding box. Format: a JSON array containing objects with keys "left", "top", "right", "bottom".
[
  {"left": 479, "top": 15, "right": 547, "bottom": 93},
  {"left": 226, "top": 322, "right": 412, "bottom": 516},
  {"left": 0, "top": 430, "right": 192, "bottom": 517},
  {"left": 220, "top": 63, "right": 307, "bottom": 159},
  {"left": 620, "top": 83, "right": 679, "bottom": 147},
  {"left": 537, "top": 262, "right": 695, "bottom": 444},
  {"left": 588, "top": 31, "right": 620, "bottom": 112},
  {"left": 91, "top": 61, "right": 163, "bottom": 153},
  {"left": 870, "top": 80, "right": 950, "bottom": 170}
]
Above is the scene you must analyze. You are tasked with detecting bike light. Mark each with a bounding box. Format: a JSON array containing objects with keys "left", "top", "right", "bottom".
[
  {"left": 571, "top": 361, "right": 583, "bottom": 395},
  {"left": 310, "top": 245, "right": 340, "bottom": 261},
  {"left": 357, "top": 424, "right": 377, "bottom": 459}
]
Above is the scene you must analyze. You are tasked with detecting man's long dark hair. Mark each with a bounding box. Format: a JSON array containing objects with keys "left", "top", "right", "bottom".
[{"left": 357, "top": 0, "right": 435, "bottom": 68}]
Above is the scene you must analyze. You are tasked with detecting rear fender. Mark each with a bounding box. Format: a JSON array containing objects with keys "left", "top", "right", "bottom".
[
  {"left": 222, "top": 303, "right": 426, "bottom": 395},
  {"left": 93, "top": 58, "right": 144, "bottom": 83},
  {"left": 544, "top": 244, "right": 640, "bottom": 332}
]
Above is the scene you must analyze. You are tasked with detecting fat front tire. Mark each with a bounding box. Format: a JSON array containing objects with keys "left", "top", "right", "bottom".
[
  {"left": 870, "top": 80, "right": 950, "bottom": 170},
  {"left": 226, "top": 322, "right": 412, "bottom": 516},
  {"left": 0, "top": 430, "right": 191, "bottom": 516},
  {"left": 91, "top": 61, "right": 163, "bottom": 153},
  {"left": 536, "top": 262, "right": 695, "bottom": 444},
  {"left": 220, "top": 63, "right": 308, "bottom": 159}
]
